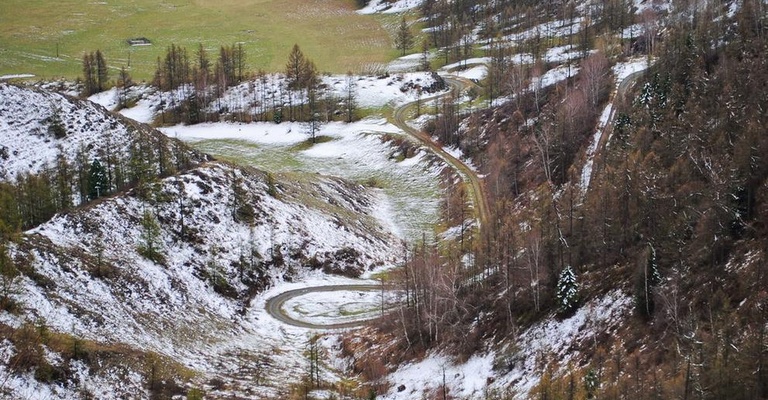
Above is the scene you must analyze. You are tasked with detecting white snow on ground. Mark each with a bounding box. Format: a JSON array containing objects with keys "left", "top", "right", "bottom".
[
  {"left": 26, "top": 161, "right": 398, "bottom": 325},
  {"left": 162, "top": 120, "right": 318, "bottom": 145},
  {"left": 492, "top": 64, "right": 580, "bottom": 107},
  {"left": 495, "top": 47, "right": 586, "bottom": 66},
  {"left": 0, "top": 83, "right": 137, "bottom": 181},
  {"left": 613, "top": 57, "right": 650, "bottom": 83},
  {"left": 7, "top": 159, "right": 400, "bottom": 397},
  {"left": 0, "top": 2, "right": 661, "bottom": 391},
  {"left": 88, "top": 87, "right": 119, "bottom": 109},
  {"left": 580, "top": 58, "right": 650, "bottom": 192},
  {"left": 110, "top": 72, "right": 441, "bottom": 122},
  {"left": 438, "top": 56, "right": 489, "bottom": 80},
  {"left": 226, "top": 278, "right": 375, "bottom": 394},
  {"left": 381, "top": 290, "right": 631, "bottom": 399},
  {"left": 382, "top": 353, "right": 496, "bottom": 399},
  {"left": 501, "top": 17, "right": 585, "bottom": 45},
  {"left": 323, "top": 72, "right": 440, "bottom": 108},
  {"left": 581, "top": 104, "right": 613, "bottom": 192},
  {"left": 407, "top": 113, "right": 435, "bottom": 131},
  {"left": 621, "top": 23, "right": 645, "bottom": 39},
  {"left": 727, "top": 0, "right": 741, "bottom": 18},
  {"left": 0, "top": 340, "right": 148, "bottom": 400},
  {"left": 454, "top": 65, "right": 488, "bottom": 80},
  {"left": 0, "top": 74, "right": 35, "bottom": 80},
  {"left": 371, "top": 189, "right": 406, "bottom": 239},
  {"left": 512, "top": 53, "right": 535, "bottom": 64},
  {"left": 388, "top": 53, "right": 426, "bottom": 73},
  {"left": 87, "top": 84, "right": 157, "bottom": 123},
  {"left": 545, "top": 45, "right": 584, "bottom": 63},
  {"left": 162, "top": 118, "right": 443, "bottom": 242},
  {"left": 119, "top": 97, "right": 155, "bottom": 123},
  {"left": 357, "top": 0, "right": 423, "bottom": 14},
  {"left": 2, "top": 81, "right": 418, "bottom": 396},
  {"left": 281, "top": 287, "right": 399, "bottom": 326},
  {"left": 161, "top": 118, "right": 403, "bottom": 148},
  {"left": 530, "top": 64, "right": 579, "bottom": 91},
  {"left": 634, "top": 0, "right": 671, "bottom": 14},
  {"left": 444, "top": 145, "right": 478, "bottom": 172},
  {"left": 491, "top": 290, "right": 633, "bottom": 396},
  {"left": 441, "top": 58, "right": 491, "bottom": 71}
]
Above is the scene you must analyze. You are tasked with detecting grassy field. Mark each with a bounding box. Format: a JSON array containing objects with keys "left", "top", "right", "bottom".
[
  {"left": 190, "top": 134, "right": 441, "bottom": 243},
  {"left": 0, "top": 0, "right": 395, "bottom": 81}
]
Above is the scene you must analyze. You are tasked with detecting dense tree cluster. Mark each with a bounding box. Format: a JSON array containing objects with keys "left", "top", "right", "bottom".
[
  {"left": 146, "top": 43, "right": 357, "bottom": 130},
  {"left": 418, "top": 0, "right": 639, "bottom": 69},
  {"left": 81, "top": 50, "right": 108, "bottom": 97},
  {"left": 0, "top": 130, "right": 198, "bottom": 236},
  {"left": 152, "top": 43, "right": 247, "bottom": 92},
  {"left": 77, "top": 40, "right": 364, "bottom": 129},
  {"left": 149, "top": 43, "right": 250, "bottom": 124}
]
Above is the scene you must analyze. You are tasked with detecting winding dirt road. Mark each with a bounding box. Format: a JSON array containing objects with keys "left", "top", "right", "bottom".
[
  {"left": 392, "top": 76, "right": 490, "bottom": 227},
  {"left": 263, "top": 75, "right": 490, "bottom": 330},
  {"left": 263, "top": 67, "right": 649, "bottom": 330},
  {"left": 265, "top": 284, "right": 385, "bottom": 329}
]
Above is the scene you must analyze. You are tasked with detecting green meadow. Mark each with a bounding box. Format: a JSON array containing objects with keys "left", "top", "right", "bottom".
[
  {"left": 190, "top": 135, "right": 442, "bottom": 242},
  {"left": 0, "top": 0, "right": 394, "bottom": 81}
]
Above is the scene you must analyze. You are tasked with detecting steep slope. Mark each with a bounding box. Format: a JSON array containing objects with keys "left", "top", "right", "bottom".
[
  {"left": 0, "top": 84, "right": 402, "bottom": 398},
  {"left": 339, "top": 0, "right": 768, "bottom": 399},
  {"left": 13, "top": 162, "right": 397, "bottom": 343},
  {"left": 0, "top": 83, "right": 205, "bottom": 182}
]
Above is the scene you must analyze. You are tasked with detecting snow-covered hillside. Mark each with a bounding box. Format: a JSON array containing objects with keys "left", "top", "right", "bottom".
[
  {"left": 86, "top": 71, "right": 444, "bottom": 127},
  {"left": 2, "top": 161, "right": 400, "bottom": 397},
  {"left": 0, "top": 83, "right": 205, "bottom": 182},
  {"left": 369, "top": 290, "right": 632, "bottom": 399},
  {"left": 0, "top": 82, "right": 406, "bottom": 398}
]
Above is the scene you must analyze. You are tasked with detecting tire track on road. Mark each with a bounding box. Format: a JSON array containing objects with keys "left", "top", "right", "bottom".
[
  {"left": 265, "top": 285, "right": 385, "bottom": 330},
  {"left": 392, "top": 75, "right": 490, "bottom": 228}
]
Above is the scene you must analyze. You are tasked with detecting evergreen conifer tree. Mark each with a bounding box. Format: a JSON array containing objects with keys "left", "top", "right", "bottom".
[
  {"left": 138, "top": 209, "right": 164, "bottom": 264},
  {"left": 556, "top": 265, "right": 579, "bottom": 314},
  {"left": 395, "top": 17, "right": 415, "bottom": 56},
  {"left": 95, "top": 50, "right": 108, "bottom": 92},
  {"left": 635, "top": 243, "right": 661, "bottom": 318},
  {"left": 88, "top": 159, "right": 109, "bottom": 200}
]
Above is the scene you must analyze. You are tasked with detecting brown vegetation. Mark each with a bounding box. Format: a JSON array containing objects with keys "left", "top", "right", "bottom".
[
  {"left": 0, "top": 321, "right": 197, "bottom": 399},
  {"left": 354, "top": 1, "right": 768, "bottom": 398}
]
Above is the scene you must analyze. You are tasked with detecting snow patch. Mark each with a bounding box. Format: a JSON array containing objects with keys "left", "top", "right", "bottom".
[
  {"left": 0, "top": 74, "right": 35, "bottom": 80},
  {"left": 357, "top": 0, "right": 423, "bottom": 14},
  {"left": 0, "top": 83, "right": 142, "bottom": 181},
  {"left": 531, "top": 64, "right": 579, "bottom": 91},
  {"left": 492, "top": 290, "right": 632, "bottom": 396},
  {"left": 580, "top": 103, "right": 613, "bottom": 191},
  {"left": 580, "top": 58, "right": 650, "bottom": 192},
  {"left": 613, "top": 57, "right": 650, "bottom": 83},
  {"left": 88, "top": 87, "right": 119, "bottom": 110},
  {"left": 382, "top": 353, "right": 496, "bottom": 400}
]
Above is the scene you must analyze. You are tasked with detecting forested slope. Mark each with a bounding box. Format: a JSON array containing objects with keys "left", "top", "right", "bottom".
[{"left": 349, "top": 0, "right": 768, "bottom": 398}]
